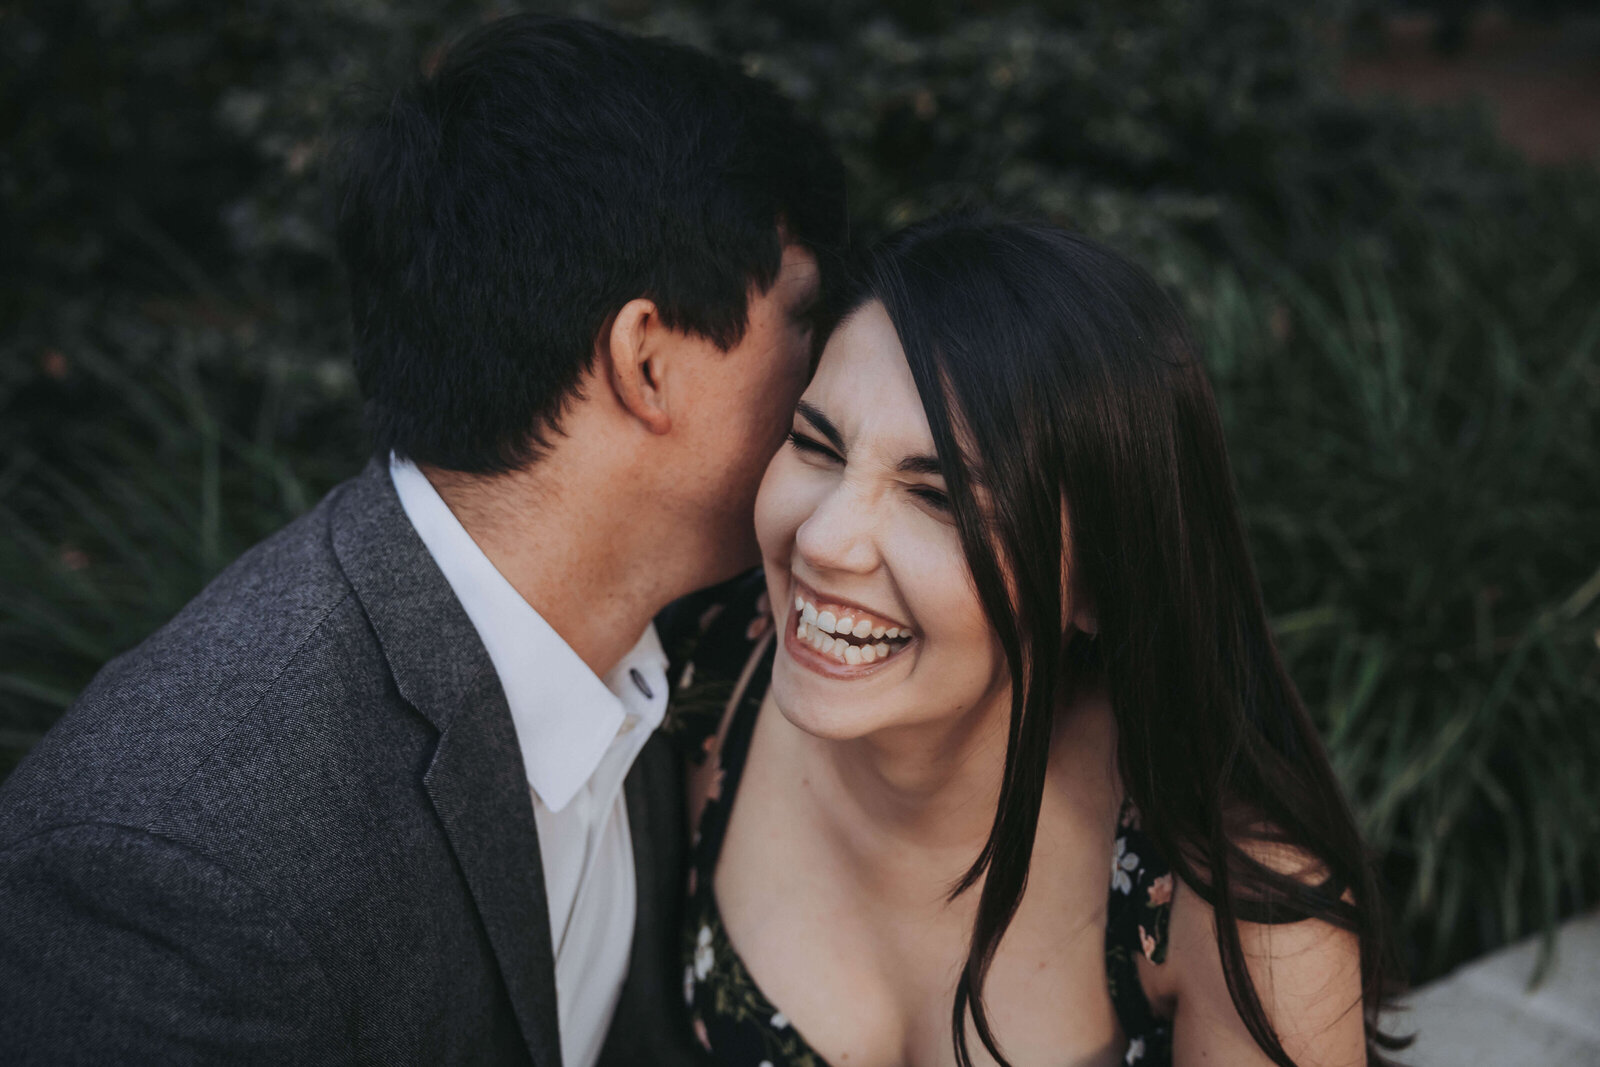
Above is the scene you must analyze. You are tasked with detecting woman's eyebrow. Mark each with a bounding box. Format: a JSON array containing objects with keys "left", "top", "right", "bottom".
[
  {"left": 795, "top": 400, "right": 845, "bottom": 452},
  {"left": 899, "top": 451, "right": 984, "bottom": 489},
  {"left": 896, "top": 454, "right": 944, "bottom": 478},
  {"left": 796, "top": 401, "right": 969, "bottom": 485}
]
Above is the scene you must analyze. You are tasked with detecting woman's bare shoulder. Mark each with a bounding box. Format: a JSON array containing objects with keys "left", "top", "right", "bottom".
[{"left": 1154, "top": 837, "right": 1366, "bottom": 1067}]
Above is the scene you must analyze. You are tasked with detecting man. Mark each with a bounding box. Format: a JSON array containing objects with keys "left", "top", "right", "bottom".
[{"left": 0, "top": 15, "right": 845, "bottom": 1065}]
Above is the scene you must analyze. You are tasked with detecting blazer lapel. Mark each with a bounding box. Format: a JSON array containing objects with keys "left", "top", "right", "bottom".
[
  {"left": 595, "top": 731, "right": 705, "bottom": 1067},
  {"left": 621, "top": 733, "right": 677, "bottom": 975},
  {"left": 329, "top": 459, "right": 562, "bottom": 1067},
  {"left": 424, "top": 668, "right": 563, "bottom": 1067}
]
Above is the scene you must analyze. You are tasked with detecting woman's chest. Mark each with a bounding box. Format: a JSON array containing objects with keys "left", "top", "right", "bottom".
[{"left": 712, "top": 784, "right": 1128, "bottom": 1067}]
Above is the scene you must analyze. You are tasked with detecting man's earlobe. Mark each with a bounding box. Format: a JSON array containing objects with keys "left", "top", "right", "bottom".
[{"left": 602, "top": 298, "right": 672, "bottom": 435}]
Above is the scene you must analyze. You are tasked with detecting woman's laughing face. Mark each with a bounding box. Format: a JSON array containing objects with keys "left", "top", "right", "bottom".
[{"left": 755, "top": 300, "right": 1010, "bottom": 742}]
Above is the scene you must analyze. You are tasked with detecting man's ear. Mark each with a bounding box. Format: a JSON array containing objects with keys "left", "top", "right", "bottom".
[{"left": 599, "top": 297, "right": 672, "bottom": 435}]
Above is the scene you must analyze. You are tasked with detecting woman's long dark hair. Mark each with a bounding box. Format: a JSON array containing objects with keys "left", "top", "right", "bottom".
[{"left": 835, "top": 216, "right": 1404, "bottom": 1066}]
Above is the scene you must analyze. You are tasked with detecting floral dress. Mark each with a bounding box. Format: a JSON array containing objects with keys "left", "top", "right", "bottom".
[{"left": 665, "top": 572, "right": 1176, "bottom": 1067}]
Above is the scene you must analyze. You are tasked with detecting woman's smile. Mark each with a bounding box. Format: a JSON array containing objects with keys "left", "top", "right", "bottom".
[{"left": 782, "top": 579, "right": 917, "bottom": 675}]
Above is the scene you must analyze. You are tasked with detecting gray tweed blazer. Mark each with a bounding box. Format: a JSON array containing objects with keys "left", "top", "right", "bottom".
[{"left": 0, "top": 459, "right": 709, "bottom": 1066}]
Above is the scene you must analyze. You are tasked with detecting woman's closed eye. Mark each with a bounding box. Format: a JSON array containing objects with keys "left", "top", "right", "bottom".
[
  {"left": 786, "top": 429, "right": 841, "bottom": 463},
  {"left": 790, "top": 428, "right": 951, "bottom": 511}
]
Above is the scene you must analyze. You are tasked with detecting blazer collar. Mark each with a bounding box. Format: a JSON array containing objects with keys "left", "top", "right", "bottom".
[
  {"left": 328, "top": 458, "right": 563, "bottom": 1067},
  {"left": 387, "top": 456, "right": 668, "bottom": 813}
]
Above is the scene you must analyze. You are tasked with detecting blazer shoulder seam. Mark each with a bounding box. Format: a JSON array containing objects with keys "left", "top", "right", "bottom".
[{"left": 159, "top": 586, "right": 359, "bottom": 807}]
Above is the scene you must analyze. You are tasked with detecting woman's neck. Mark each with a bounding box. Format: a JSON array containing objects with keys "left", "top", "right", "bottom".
[
  {"left": 787, "top": 682, "right": 1119, "bottom": 899},
  {"left": 784, "top": 688, "right": 1013, "bottom": 903}
]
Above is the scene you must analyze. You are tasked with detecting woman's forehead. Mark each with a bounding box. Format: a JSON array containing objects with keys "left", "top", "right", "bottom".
[{"left": 804, "top": 302, "right": 934, "bottom": 451}]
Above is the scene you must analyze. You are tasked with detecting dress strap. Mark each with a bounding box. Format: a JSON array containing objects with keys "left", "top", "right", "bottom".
[
  {"left": 1105, "top": 798, "right": 1174, "bottom": 1063},
  {"left": 690, "top": 637, "right": 774, "bottom": 871}
]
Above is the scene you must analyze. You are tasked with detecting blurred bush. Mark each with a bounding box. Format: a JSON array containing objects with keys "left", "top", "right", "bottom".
[{"left": 2, "top": 0, "right": 1597, "bottom": 983}]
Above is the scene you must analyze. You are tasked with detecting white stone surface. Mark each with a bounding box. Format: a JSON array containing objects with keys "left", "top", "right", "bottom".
[{"left": 1393, "top": 911, "right": 1600, "bottom": 1065}]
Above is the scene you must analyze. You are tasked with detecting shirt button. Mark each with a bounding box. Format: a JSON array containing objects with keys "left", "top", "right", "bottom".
[
  {"left": 629, "top": 668, "right": 654, "bottom": 700},
  {"left": 618, "top": 716, "right": 639, "bottom": 736}
]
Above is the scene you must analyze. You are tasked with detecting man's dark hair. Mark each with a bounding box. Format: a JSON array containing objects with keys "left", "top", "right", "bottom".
[{"left": 333, "top": 15, "right": 847, "bottom": 472}]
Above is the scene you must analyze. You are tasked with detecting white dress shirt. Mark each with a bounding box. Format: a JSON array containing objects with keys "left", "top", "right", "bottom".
[{"left": 390, "top": 457, "right": 668, "bottom": 1067}]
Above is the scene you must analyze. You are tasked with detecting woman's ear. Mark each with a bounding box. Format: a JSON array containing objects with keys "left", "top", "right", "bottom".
[
  {"left": 1062, "top": 512, "right": 1097, "bottom": 635},
  {"left": 599, "top": 297, "right": 672, "bottom": 435}
]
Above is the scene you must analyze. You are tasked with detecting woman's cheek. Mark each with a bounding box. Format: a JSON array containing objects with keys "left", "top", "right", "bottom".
[
  {"left": 754, "top": 450, "right": 806, "bottom": 562},
  {"left": 896, "top": 518, "right": 1003, "bottom": 673}
]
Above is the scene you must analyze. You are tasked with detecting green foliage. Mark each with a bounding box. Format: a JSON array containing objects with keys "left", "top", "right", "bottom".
[
  {"left": 3, "top": 0, "right": 1597, "bottom": 982},
  {"left": 1202, "top": 236, "right": 1600, "bottom": 979}
]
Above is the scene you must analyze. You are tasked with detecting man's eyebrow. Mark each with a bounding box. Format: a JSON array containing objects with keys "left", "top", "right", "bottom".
[{"left": 794, "top": 400, "right": 845, "bottom": 452}]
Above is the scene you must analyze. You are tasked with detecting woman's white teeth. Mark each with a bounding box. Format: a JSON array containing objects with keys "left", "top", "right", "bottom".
[
  {"left": 795, "top": 599, "right": 910, "bottom": 638},
  {"left": 810, "top": 629, "right": 840, "bottom": 655},
  {"left": 791, "top": 592, "right": 914, "bottom": 667}
]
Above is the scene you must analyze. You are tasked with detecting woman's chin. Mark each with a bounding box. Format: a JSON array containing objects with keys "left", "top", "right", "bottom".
[{"left": 768, "top": 656, "right": 890, "bottom": 742}]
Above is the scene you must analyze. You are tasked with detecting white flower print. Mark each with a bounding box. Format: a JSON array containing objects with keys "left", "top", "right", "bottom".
[
  {"left": 1112, "top": 836, "right": 1140, "bottom": 894},
  {"left": 694, "top": 924, "right": 715, "bottom": 980},
  {"left": 770, "top": 1011, "right": 789, "bottom": 1030},
  {"left": 683, "top": 964, "right": 696, "bottom": 1006},
  {"left": 1124, "top": 1035, "right": 1145, "bottom": 1063}
]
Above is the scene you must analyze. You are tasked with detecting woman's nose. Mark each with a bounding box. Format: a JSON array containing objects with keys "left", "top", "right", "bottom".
[{"left": 794, "top": 480, "right": 879, "bottom": 576}]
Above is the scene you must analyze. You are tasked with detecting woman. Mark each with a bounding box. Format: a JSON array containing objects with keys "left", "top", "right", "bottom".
[{"left": 675, "top": 217, "right": 1403, "bottom": 1067}]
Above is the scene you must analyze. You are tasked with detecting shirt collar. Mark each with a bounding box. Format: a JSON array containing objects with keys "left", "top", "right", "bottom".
[{"left": 389, "top": 456, "right": 668, "bottom": 812}]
